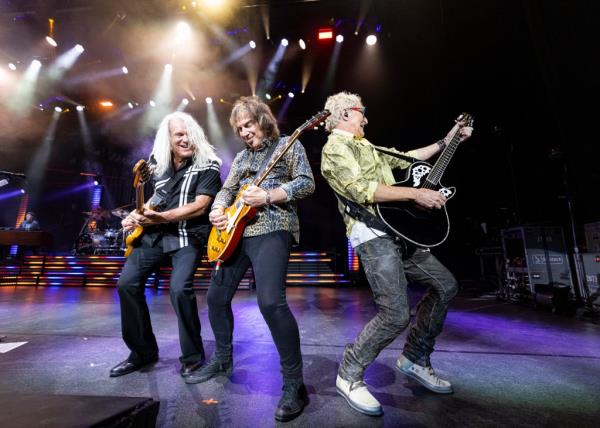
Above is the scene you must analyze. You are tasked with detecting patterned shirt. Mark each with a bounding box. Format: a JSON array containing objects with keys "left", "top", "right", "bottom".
[
  {"left": 320, "top": 129, "right": 417, "bottom": 238},
  {"left": 144, "top": 159, "right": 221, "bottom": 252},
  {"left": 212, "top": 136, "right": 315, "bottom": 243}
]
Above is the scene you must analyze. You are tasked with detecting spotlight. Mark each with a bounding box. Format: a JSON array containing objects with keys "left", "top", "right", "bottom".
[
  {"left": 54, "top": 106, "right": 62, "bottom": 112},
  {"left": 182, "top": 98, "right": 189, "bottom": 105},
  {"left": 45, "top": 36, "right": 58, "bottom": 47},
  {"left": 205, "top": 97, "right": 213, "bottom": 104},
  {"left": 165, "top": 63, "right": 173, "bottom": 72},
  {"left": 76, "top": 105, "right": 84, "bottom": 111},
  {"left": 121, "top": 66, "right": 128, "bottom": 74},
  {"left": 32, "top": 60, "right": 42, "bottom": 68},
  {"left": 127, "top": 102, "right": 134, "bottom": 109},
  {"left": 249, "top": 40, "right": 256, "bottom": 49},
  {"left": 8, "top": 63, "right": 16, "bottom": 71},
  {"left": 93, "top": 180, "right": 99, "bottom": 186},
  {"left": 281, "top": 38, "right": 289, "bottom": 47},
  {"left": 287, "top": 92, "right": 294, "bottom": 98},
  {"left": 99, "top": 100, "right": 113, "bottom": 108},
  {"left": 149, "top": 100, "right": 156, "bottom": 107},
  {"left": 299, "top": 39, "right": 306, "bottom": 50},
  {"left": 74, "top": 44, "right": 85, "bottom": 53},
  {"left": 20, "top": 189, "right": 26, "bottom": 194},
  {"left": 336, "top": 35, "right": 344, "bottom": 43},
  {"left": 265, "top": 93, "right": 271, "bottom": 100},
  {"left": 176, "top": 22, "right": 191, "bottom": 35},
  {"left": 366, "top": 35, "right": 377, "bottom": 45}
]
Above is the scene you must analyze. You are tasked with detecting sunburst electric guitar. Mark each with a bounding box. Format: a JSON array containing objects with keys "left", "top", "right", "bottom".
[
  {"left": 124, "top": 157, "right": 156, "bottom": 257},
  {"left": 207, "top": 110, "right": 330, "bottom": 264},
  {"left": 375, "top": 113, "right": 474, "bottom": 247}
]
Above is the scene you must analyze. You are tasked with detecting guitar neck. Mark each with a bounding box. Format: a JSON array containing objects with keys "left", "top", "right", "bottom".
[
  {"left": 252, "top": 131, "right": 301, "bottom": 187},
  {"left": 427, "top": 127, "right": 462, "bottom": 185},
  {"left": 135, "top": 185, "right": 145, "bottom": 212}
]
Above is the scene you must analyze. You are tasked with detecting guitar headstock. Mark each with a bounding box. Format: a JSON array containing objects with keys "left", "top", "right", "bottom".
[
  {"left": 455, "top": 112, "right": 474, "bottom": 128},
  {"left": 297, "top": 110, "right": 331, "bottom": 133},
  {"left": 132, "top": 156, "right": 156, "bottom": 188}
]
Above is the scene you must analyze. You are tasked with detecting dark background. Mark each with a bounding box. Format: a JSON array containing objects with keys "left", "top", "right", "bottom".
[{"left": 1, "top": 0, "right": 598, "bottom": 279}]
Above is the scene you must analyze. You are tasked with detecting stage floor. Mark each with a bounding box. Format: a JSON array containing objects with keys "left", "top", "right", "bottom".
[{"left": 0, "top": 285, "right": 599, "bottom": 427}]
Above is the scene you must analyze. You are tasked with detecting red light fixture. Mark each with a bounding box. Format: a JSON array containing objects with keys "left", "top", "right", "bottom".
[{"left": 318, "top": 28, "right": 333, "bottom": 40}]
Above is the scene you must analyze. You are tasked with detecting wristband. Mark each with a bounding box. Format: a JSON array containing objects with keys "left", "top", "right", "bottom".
[
  {"left": 265, "top": 190, "right": 271, "bottom": 205},
  {"left": 436, "top": 139, "right": 446, "bottom": 150}
]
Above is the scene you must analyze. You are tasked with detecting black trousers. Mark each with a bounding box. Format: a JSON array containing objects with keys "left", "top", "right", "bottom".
[
  {"left": 207, "top": 231, "right": 303, "bottom": 381},
  {"left": 117, "top": 240, "right": 205, "bottom": 364}
]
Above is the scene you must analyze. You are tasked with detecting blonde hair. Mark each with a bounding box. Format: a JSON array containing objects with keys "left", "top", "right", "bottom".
[
  {"left": 323, "top": 91, "right": 363, "bottom": 132},
  {"left": 229, "top": 96, "right": 280, "bottom": 140},
  {"left": 151, "top": 112, "right": 221, "bottom": 177}
]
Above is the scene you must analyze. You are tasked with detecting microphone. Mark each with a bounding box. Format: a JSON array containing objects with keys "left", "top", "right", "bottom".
[{"left": 0, "top": 170, "right": 26, "bottom": 178}]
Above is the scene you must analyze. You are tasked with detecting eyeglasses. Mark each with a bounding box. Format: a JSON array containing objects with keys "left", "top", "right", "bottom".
[{"left": 347, "top": 106, "right": 367, "bottom": 117}]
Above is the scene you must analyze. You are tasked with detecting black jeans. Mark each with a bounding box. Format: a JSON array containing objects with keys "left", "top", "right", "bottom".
[
  {"left": 117, "top": 240, "right": 205, "bottom": 364},
  {"left": 207, "top": 231, "right": 303, "bottom": 381},
  {"left": 339, "top": 236, "right": 458, "bottom": 382}
]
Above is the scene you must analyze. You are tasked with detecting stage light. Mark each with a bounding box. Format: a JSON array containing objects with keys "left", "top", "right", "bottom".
[
  {"left": 99, "top": 100, "right": 113, "bottom": 108},
  {"left": 20, "top": 189, "right": 26, "bottom": 194},
  {"left": 205, "top": 97, "right": 213, "bottom": 104},
  {"left": 121, "top": 66, "right": 128, "bottom": 74},
  {"left": 165, "top": 63, "right": 173, "bottom": 72},
  {"left": 75, "top": 44, "right": 85, "bottom": 53},
  {"left": 265, "top": 93, "right": 271, "bottom": 100},
  {"left": 281, "top": 38, "right": 289, "bottom": 47},
  {"left": 127, "top": 102, "right": 134, "bottom": 109},
  {"left": 32, "top": 60, "right": 42, "bottom": 68},
  {"left": 176, "top": 22, "right": 191, "bottom": 35},
  {"left": 8, "top": 62, "right": 16, "bottom": 71},
  {"left": 287, "top": 92, "right": 294, "bottom": 98},
  {"left": 203, "top": 0, "right": 225, "bottom": 8},
  {"left": 93, "top": 180, "right": 99, "bottom": 186},
  {"left": 299, "top": 39, "right": 306, "bottom": 50},
  {"left": 46, "top": 36, "right": 58, "bottom": 47},
  {"left": 336, "top": 35, "right": 344, "bottom": 43},
  {"left": 366, "top": 35, "right": 377, "bottom": 45},
  {"left": 249, "top": 40, "right": 256, "bottom": 49},
  {"left": 149, "top": 100, "right": 156, "bottom": 107},
  {"left": 54, "top": 106, "right": 62, "bottom": 112},
  {"left": 318, "top": 29, "right": 333, "bottom": 40},
  {"left": 182, "top": 98, "right": 189, "bottom": 105},
  {"left": 76, "top": 105, "right": 84, "bottom": 111}
]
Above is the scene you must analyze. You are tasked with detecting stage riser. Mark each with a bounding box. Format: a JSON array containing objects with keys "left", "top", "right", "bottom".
[{"left": 0, "top": 253, "right": 350, "bottom": 287}]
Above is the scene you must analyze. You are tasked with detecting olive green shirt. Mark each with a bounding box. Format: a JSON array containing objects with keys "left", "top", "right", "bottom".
[{"left": 321, "top": 129, "right": 417, "bottom": 237}]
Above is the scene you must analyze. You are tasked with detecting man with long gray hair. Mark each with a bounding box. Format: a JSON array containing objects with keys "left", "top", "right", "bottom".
[
  {"left": 185, "top": 96, "right": 315, "bottom": 422},
  {"left": 321, "top": 91, "right": 472, "bottom": 416},
  {"left": 110, "top": 112, "right": 222, "bottom": 379}
]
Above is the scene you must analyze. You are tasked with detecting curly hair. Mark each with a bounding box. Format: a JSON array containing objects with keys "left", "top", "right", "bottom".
[
  {"left": 229, "top": 96, "right": 280, "bottom": 140},
  {"left": 323, "top": 91, "right": 363, "bottom": 132},
  {"left": 151, "top": 112, "right": 221, "bottom": 177}
]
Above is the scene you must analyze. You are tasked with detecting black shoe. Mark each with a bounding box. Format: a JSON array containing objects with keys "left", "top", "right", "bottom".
[
  {"left": 109, "top": 358, "right": 157, "bottom": 377},
  {"left": 274, "top": 380, "right": 308, "bottom": 422},
  {"left": 180, "top": 360, "right": 204, "bottom": 378},
  {"left": 184, "top": 357, "right": 232, "bottom": 384}
]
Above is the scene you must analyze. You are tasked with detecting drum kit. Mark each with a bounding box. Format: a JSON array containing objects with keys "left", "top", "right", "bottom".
[{"left": 73, "top": 206, "right": 131, "bottom": 255}]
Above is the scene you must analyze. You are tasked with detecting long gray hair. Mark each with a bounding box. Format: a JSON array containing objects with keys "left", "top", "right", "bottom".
[{"left": 151, "top": 112, "right": 221, "bottom": 177}]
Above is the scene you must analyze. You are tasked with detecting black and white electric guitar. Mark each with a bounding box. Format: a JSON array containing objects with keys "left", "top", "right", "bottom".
[{"left": 375, "top": 113, "right": 474, "bottom": 247}]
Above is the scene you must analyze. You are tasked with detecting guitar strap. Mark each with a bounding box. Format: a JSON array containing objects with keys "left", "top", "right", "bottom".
[
  {"left": 253, "top": 137, "right": 283, "bottom": 182},
  {"left": 373, "top": 146, "right": 418, "bottom": 163}
]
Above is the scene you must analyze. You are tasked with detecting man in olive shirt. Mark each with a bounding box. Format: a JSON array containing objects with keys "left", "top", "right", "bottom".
[{"left": 321, "top": 91, "right": 472, "bottom": 416}]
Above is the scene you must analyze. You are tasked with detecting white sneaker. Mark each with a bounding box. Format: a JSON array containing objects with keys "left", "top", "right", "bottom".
[
  {"left": 336, "top": 374, "right": 383, "bottom": 416},
  {"left": 396, "top": 355, "right": 453, "bottom": 394}
]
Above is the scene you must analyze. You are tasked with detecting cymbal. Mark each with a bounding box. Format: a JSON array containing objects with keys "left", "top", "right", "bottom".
[{"left": 111, "top": 208, "right": 129, "bottom": 219}]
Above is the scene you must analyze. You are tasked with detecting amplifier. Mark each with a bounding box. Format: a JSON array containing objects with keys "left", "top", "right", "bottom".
[
  {"left": 582, "top": 253, "right": 600, "bottom": 300},
  {"left": 501, "top": 226, "right": 573, "bottom": 294}
]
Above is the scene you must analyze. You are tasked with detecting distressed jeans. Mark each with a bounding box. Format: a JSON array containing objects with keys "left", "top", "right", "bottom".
[{"left": 339, "top": 236, "right": 458, "bottom": 382}]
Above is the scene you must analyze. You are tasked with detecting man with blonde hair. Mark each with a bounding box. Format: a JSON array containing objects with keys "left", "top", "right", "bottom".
[
  {"left": 321, "top": 91, "right": 472, "bottom": 416},
  {"left": 185, "top": 96, "right": 315, "bottom": 422},
  {"left": 110, "top": 112, "right": 222, "bottom": 378}
]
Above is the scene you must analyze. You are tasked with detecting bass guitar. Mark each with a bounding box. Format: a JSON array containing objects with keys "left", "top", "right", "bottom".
[
  {"left": 207, "top": 110, "right": 330, "bottom": 263},
  {"left": 375, "top": 113, "right": 474, "bottom": 248},
  {"left": 124, "top": 157, "right": 156, "bottom": 257}
]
